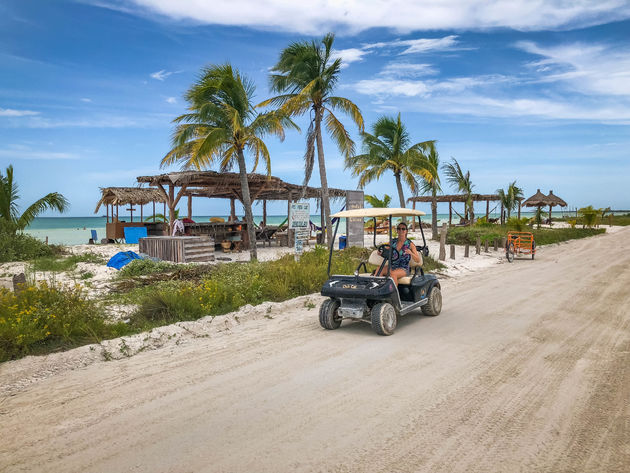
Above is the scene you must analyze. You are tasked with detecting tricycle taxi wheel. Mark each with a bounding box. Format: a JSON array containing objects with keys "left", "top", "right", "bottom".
[
  {"left": 319, "top": 298, "right": 342, "bottom": 330},
  {"left": 421, "top": 286, "right": 442, "bottom": 317},
  {"left": 506, "top": 242, "right": 515, "bottom": 263},
  {"left": 371, "top": 302, "right": 397, "bottom": 336},
  {"left": 532, "top": 241, "right": 536, "bottom": 260}
]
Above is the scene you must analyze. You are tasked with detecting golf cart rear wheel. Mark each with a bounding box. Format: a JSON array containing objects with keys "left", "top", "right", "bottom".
[
  {"left": 319, "top": 298, "right": 342, "bottom": 330},
  {"left": 371, "top": 302, "right": 397, "bottom": 336},
  {"left": 506, "top": 242, "right": 515, "bottom": 263},
  {"left": 421, "top": 286, "right": 442, "bottom": 316}
]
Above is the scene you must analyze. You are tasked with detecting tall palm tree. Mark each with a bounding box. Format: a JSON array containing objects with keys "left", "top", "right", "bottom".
[
  {"left": 416, "top": 141, "right": 441, "bottom": 239},
  {"left": 161, "top": 63, "right": 296, "bottom": 261},
  {"left": 0, "top": 165, "right": 69, "bottom": 234},
  {"left": 261, "top": 33, "right": 364, "bottom": 247},
  {"left": 443, "top": 158, "right": 475, "bottom": 225},
  {"left": 346, "top": 114, "right": 434, "bottom": 214},
  {"left": 496, "top": 180, "right": 524, "bottom": 223},
  {"left": 364, "top": 193, "right": 391, "bottom": 208}
]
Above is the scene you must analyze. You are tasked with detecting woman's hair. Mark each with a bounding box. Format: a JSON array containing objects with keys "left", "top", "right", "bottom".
[{"left": 397, "top": 222, "right": 408, "bottom": 230}]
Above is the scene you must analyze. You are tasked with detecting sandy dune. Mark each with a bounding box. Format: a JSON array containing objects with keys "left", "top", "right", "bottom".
[{"left": 1, "top": 227, "right": 629, "bottom": 472}]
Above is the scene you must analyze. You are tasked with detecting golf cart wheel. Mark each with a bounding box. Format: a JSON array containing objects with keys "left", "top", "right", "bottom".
[
  {"left": 319, "top": 298, "right": 342, "bottom": 330},
  {"left": 532, "top": 241, "right": 536, "bottom": 260},
  {"left": 371, "top": 302, "right": 397, "bottom": 336},
  {"left": 421, "top": 286, "right": 442, "bottom": 317},
  {"left": 506, "top": 242, "right": 515, "bottom": 263}
]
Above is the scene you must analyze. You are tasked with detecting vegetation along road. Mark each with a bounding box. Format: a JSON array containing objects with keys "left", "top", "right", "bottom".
[{"left": 2, "top": 227, "right": 629, "bottom": 472}]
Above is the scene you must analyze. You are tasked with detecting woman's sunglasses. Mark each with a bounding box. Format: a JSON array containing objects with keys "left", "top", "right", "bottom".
[{"left": 397, "top": 227, "right": 407, "bottom": 231}]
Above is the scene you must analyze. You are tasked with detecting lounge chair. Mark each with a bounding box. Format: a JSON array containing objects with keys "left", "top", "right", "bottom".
[{"left": 255, "top": 225, "right": 279, "bottom": 247}]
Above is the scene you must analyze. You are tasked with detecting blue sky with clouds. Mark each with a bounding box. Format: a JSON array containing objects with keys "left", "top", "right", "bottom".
[{"left": 1, "top": 0, "right": 629, "bottom": 217}]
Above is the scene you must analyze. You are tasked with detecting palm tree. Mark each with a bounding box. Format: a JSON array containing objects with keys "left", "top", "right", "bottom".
[
  {"left": 416, "top": 141, "right": 441, "bottom": 239},
  {"left": 161, "top": 63, "right": 296, "bottom": 261},
  {"left": 0, "top": 165, "right": 69, "bottom": 234},
  {"left": 261, "top": 33, "right": 364, "bottom": 247},
  {"left": 364, "top": 193, "right": 391, "bottom": 208},
  {"left": 443, "top": 158, "right": 474, "bottom": 225},
  {"left": 496, "top": 181, "right": 524, "bottom": 224},
  {"left": 346, "top": 114, "right": 434, "bottom": 215}
]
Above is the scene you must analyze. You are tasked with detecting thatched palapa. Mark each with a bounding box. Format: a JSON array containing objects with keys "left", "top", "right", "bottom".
[
  {"left": 408, "top": 193, "right": 502, "bottom": 225},
  {"left": 94, "top": 187, "right": 166, "bottom": 214}
]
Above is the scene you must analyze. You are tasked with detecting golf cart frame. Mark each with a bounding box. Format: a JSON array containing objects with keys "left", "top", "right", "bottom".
[{"left": 320, "top": 208, "right": 442, "bottom": 336}]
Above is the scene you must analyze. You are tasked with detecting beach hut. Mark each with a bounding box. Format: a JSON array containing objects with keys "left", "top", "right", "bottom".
[
  {"left": 407, "top": 193, "right": 502, "bottom": 227},
  {"left": 94, "top": 187, "right": 167, "bottom": 240},
  {"left": 522, "top": 189, "right": 551, "bottom": 226},
  {"left": 545, "top": 190, "right": 568, "bottom": 221}
]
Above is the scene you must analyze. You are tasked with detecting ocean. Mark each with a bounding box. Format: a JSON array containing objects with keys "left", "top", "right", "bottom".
[{"left": 24, "top": 212, "right": 538, "bottom": 246}]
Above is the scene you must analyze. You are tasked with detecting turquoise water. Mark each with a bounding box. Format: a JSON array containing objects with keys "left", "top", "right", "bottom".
[{"left": 24, "top": 212, "right": 539, "bottom": 246}]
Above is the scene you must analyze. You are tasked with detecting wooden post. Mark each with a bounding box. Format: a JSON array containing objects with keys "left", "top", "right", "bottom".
[
  {"left": 287, "top": 191, "right": 293, "bottom": 247},
  {"left": 549, "top": 204, "right": 553, "bottom": 225},
  {"left": 116, "top": 204, "right": 119, "bottom": 221},
  {"left": 484, "top": 240, "right": 489, "bottom": 252},
  {"left": 263, "top": 199, "right": 267, "bottom": 226},
  {"left": 449, "top": 202, "right": 452, "bottom": 225},
  {"left": 230, "top": 198, "right": 236, "bottom": 222},
  {"left": 476, "top": 236, "right": 481, "bottom": 255},
  {"left": 140, "top": 204, "right": 143, "bottom": 222},
  {"left": 439, "top": 223, "right": 447, "bottom": 261},
  {"left": 500, "top": 202, "right": 504, "bottom": 224},
  {"left": 153, "top": 201, "right": 156, "bottom": 222},
  {"left": 449, "top": 244, "right": 455, "bottom": 259},
  {"left": 493, "top": 238, "right": 498, "bottom": 251},
  {"left": 518, "top": 201, "right": 521, "bottom": 219},
  {"left": 464, "top": 244, "right": 469, "bottom": 257},
  {"left": 320, "top": 196, "right": 324, "bottom": 240},
  {"left": 486, "top": 200, "right": 489, "bottom": 220},
  {"left": 168, "top": 184, "right": 175, "bottom": 233},
  {"left": 188, "top": 194, "right": 192, "bottom": 220},
  {"left": 129, "top": 205, "right": 133, "bottom": 222}
]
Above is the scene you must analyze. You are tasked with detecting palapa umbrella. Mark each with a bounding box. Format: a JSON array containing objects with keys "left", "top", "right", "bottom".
[
  {"left": 522, "top": 189, "right": 550, "bottom": 227},
  {"left": 545, "top": 190, "right": 567, "bottom": 222}
]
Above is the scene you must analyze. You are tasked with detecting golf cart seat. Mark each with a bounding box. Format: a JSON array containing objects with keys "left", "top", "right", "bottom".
[
  {"left": 358, "top": 250, "right": 384, "bottom": 276},
  {"left": 398, "top": 255, "right": 423, "bottom": 285}
]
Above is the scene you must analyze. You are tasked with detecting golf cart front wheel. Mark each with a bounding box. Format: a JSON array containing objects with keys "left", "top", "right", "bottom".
[
  {"left": 506, "top": 242, "right": 515, "bottom": 263},
  {"left": 421, "top": 286, "right": 442, "bottom": 316},
  {"left": 319, "top": 298, "right": 342, "bottom": 330},
  {"left": 371, "top": 302, "right": 397, "bottom": 336}
]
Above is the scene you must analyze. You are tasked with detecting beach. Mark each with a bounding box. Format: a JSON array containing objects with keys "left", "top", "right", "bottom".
[{"left": 1, "top": 226, "right": 628, "bottom": 472}]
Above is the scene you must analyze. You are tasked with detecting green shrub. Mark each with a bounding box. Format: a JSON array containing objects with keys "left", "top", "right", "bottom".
[
  {"left": 0, "top": 282, "right": 129, "bottom": 362},
  {"left": 506, "top": 217, "right": 531, "bottom": 232},
  {"left": 117, "top": 258, "right": 179, "bottom": 278},
  {"left": 0, "top": 231, "right": 58, "bottom": 263},
  {"left": 30, "top": 253, "right": 105, "bottom": 272}
]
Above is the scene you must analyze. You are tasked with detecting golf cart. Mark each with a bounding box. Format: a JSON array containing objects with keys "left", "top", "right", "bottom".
[{"left": 320, "top": 208, "right": 442, "bottom": 336}]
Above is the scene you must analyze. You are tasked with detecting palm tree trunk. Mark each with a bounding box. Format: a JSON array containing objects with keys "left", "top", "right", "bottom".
[
  {"left": 431, "top": 188, "right": 438, "bottom": 240},
  {"left": 236, "top": 148, "right": 257, "bottom": 261},
  {"left": 314, "top": 109, "right": 332, "bottom": 247},
  {"left": 395, "top": 172, "right": 406, "bottom": 208}
]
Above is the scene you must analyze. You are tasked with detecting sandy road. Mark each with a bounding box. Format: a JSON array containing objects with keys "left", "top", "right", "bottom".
[{"left": 2, "top": 228, "right": 629, "bottom": 473}]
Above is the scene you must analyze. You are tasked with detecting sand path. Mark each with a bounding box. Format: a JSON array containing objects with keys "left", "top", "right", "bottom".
[{"left": 1, "top": 228, "right": 629, "bottom": 472}]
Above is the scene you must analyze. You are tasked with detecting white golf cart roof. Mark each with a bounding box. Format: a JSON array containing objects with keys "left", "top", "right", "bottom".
[{"left": 331, "top": 207, "right": 426, "bottom": 218}]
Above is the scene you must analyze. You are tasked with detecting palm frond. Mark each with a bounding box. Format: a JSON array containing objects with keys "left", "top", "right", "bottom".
[
  {"left": 17, "top": 192, "right": 69, "bottom": 230},
  {"left": 324, "top": 109, "right": 355, "bottom": 158}
]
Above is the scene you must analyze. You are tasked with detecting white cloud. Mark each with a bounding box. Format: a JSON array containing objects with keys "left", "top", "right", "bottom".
[
  {"left": 0, "top": 107, "right": 39, "bottom": 117},
  {"left": 354, "top": 79, "right": 430, "bottom": 97},
  {"left": 391, "top": 36, "right": 460, "bottom": 55},
  {"left": 101, "top": 0, "right": 630, "bottom": 33},
  {"left": 330, "top": 48, "right": 369, "bottom": 68},
  {"left": 165, "top": 96, "right": 177, "bottom": 104},
  {"left": 380, "top": 62, "right": 437, "bottom": 77},
  {"left": 150, "top": 69, "right": 174, "bottom": 81},
  {"left": 0, "top": 147, "right": 79, "bottom": 160},
  {"left": 516, "top": 40, "right": 630, "bottom": 96},
  {"left": 80, "top": 98, "right": 93, "bottom": 103}
]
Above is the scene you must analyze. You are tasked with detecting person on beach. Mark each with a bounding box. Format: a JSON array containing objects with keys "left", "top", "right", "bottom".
[{"left": 377, "top": 222, "right": 421, "bottom": 285}]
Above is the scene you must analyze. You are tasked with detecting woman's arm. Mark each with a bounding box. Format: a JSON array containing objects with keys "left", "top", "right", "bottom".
[{"left": 408, "top": 240, "right": 421, "bottom": 263}]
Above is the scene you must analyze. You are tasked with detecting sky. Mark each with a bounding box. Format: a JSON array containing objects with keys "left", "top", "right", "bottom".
[{"left": 1, "top": 0, "right": 630, "bottom": 217}]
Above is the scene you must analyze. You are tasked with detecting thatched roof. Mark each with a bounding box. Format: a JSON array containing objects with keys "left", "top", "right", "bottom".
[
  {"left": 522, "top": 189, "right": 549, "bottom": 207},
  {"left": 408, "top": 193, "right": 500, "bottom": 203},
  {"left": 94, "top": 187, "right": 166, "bottom": 213},
  {"left": 546, "top": 190, "right": 567, "bottom": 207},
  {"left": 136, "top": 171, "right": 347, "bottom": 201}
]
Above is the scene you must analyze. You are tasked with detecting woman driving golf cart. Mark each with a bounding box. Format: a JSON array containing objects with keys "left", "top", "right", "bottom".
[{"left": 375, "top": 221, "right": 421, "bottom": 285}]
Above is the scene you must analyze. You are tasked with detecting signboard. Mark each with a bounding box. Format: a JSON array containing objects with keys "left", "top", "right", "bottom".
[
  {"left": 346, "top": 190, "right": 364, "bottom": 248},
  {"left": 290, "top": 202, "right": 310, "bottom": 259}
]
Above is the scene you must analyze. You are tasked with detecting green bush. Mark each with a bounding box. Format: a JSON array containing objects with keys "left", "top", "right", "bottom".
[
  {"left": 0, "top": 231, "right": 59, "bottom": 263},
  {"left": 30, "top": 253, "right": 105, "bottom": 272},
  {"left": 446, "top": 225, "right": 605, "bottom": 246},
  {"left": 117, "top": 258, "right": 179, "bottom": 278},
  {"left": 0, "top": 282, "right": 130, "bottom": 362}
]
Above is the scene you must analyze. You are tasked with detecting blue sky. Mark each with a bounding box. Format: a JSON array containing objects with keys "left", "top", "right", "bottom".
[{"left": 1, "top": 0, "right": 630, "bottom": 217}]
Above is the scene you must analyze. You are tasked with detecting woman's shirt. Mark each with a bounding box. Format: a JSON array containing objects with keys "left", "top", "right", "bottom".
[{"left": 391, "top": 237, "right": 412, "bottom": 271}]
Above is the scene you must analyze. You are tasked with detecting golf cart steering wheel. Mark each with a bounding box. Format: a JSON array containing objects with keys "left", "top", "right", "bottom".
[{"left": 377, "top": 244, "right": 399, "bottom": 261}]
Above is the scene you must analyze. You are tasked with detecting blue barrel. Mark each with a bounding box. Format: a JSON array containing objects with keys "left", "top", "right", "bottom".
[{"left": 339, "top": 235, "right": 347, "bottom": 250}]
